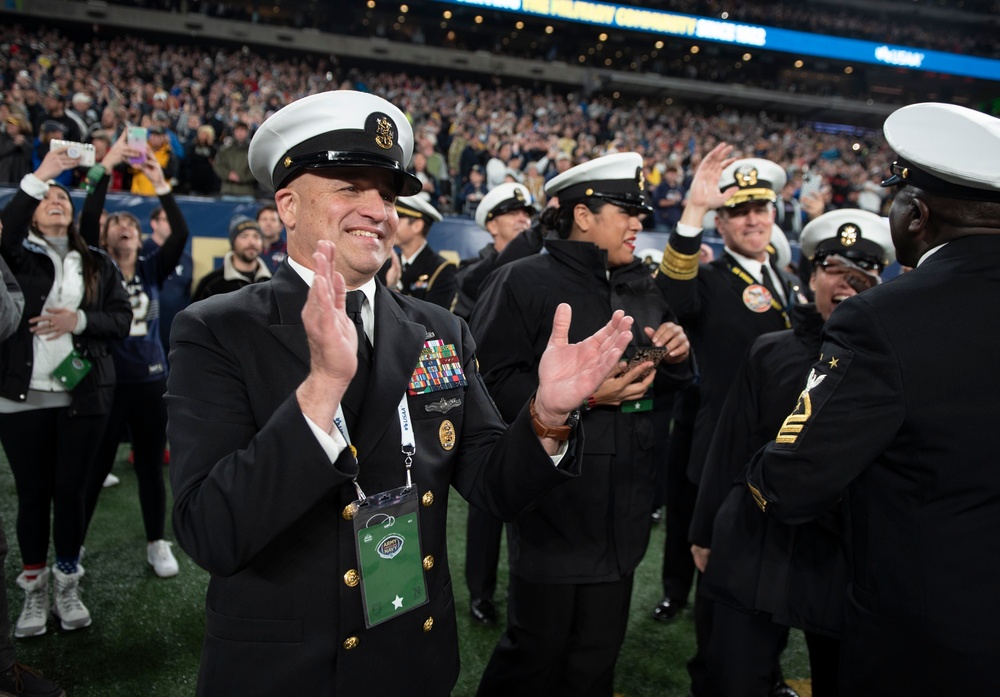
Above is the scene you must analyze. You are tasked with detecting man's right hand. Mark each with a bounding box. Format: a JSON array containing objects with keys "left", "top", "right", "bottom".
[
  {"left": 296, "top": 240, "right": 358, "bottom": 431},
  {"left": 691, "top": 544, "right": 711, "bottom": 573},
  {"left": 678, "top": 142, "right": 738, "bottom": 228}
]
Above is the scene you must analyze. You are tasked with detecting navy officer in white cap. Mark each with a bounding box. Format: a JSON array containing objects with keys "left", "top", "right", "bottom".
[
  {"left": 471, "top": 152, "right": 693, "bottom": 697},
  {"left": 165, "top": 90, "right": 637, "bottom": 697},
  {"left": 652, "top": 147, "right": 800, "bottom": 696},
  {"left": 692, "top": 208, "right": 892, "bottom": 697},
  {"left": 748, "top": 103, "right": 1000, "bottom": 696},
  {"left": 380, "top": 193, "right": 457, "bottom": 309},
  {"left": 453, "top": 181, "right": 539, "bottom": 320}
]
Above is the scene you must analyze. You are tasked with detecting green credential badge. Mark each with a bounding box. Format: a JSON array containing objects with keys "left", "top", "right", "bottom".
[{"left": 355, "top": 494, "right": 428, "bottom": 627}]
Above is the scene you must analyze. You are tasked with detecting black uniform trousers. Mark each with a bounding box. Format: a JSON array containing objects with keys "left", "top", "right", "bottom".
[
  {"left": 477, "top": 573, "right": 634, "bottom": 697},
  {"left": 662, "top": 389, "right": 698, "bottom": 605},
  {"left": 465, "top": 504, "right": 503, "bottom": 602}
]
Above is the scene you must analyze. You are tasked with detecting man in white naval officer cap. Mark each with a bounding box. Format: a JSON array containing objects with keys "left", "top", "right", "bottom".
[
  {"left": 165, "top": 90, "right": 637, "bottom": 696},
  {"left": 688, "top": 206, "right": 892, "bottom": 697},
  {"left": 383, "top": 193, "right": 457, "bottom": 309},
  {"left": 453, "top": 181, "right": 539, "bottom": 320},
  {"left": 650, "top": 147, "right": 801, "bottom": 697},
  {"left": 748, "top": 103, "right": 1000, "bottom": 696}
]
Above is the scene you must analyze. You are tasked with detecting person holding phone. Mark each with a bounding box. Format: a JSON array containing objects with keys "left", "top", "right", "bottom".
[
  {"left": 0, "top": 146, "right": 131, "bottom": 638},
  {"left": 130, "top": 126, "right": 178, "bottom": 196},
  {"left": 78, "top": 133, "right": 189, "bottom": 578},
  {"left": 471, "top": 152, "right": 693, "bottom": 697}
]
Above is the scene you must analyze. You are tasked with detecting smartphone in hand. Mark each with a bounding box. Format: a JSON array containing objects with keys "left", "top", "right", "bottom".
[
  {"left": 625, "top": 346, "right": 670, "bottom": 382},
  {"left": 126, "top": 126, "right": 148, "bottom": 165}
]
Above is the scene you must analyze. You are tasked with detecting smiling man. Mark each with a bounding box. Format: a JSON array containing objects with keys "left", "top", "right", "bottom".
[
  {"left": 653, "top": 147, "right": 802, "bottom": 696},
  {"left": 689, "top": 208, "right": 892, "bottom": 697},
  {"left": 165, "top": 90, "right": 636, "bottom": 697}
]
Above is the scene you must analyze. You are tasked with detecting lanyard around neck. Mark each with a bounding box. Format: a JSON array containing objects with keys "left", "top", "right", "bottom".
[{"left": 333, "top": 395, "right": 416, "bottom": 501}]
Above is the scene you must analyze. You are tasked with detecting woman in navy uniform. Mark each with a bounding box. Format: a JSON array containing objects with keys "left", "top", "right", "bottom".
[
  {"left": 472, "top": 152, "right": 694, "bottom": 697},
  {"left": 692, "top": 209, "right": 893, "bottom": 696}
]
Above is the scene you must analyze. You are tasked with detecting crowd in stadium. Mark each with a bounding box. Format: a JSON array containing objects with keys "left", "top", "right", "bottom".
[
  {"left": 1, "top": 23, "right": 892, "bottom": 226},
  {"left": 1, "top": 4, "right": 998, "bottom": 697}
]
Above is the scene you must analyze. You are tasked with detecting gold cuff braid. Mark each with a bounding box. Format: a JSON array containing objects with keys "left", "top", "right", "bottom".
[{"left": 659, "top": 245, "right": 699, "bottom": 280}]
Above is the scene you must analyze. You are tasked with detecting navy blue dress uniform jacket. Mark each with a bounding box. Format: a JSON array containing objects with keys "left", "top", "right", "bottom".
[
  {"left": 471, "top": 239, "right": 694, "bottom": 583},
  {"left": 747, "top": 235, "right": 1000, "bottom": 695},
  {"left": 693, "top": 303, "right": 848, "bottom": 637},
  {"left": 166, "top": 262, "right": 582, "bottom": 696},
  {"left": 399, "top": 244, "right": 457, "bottom": 310},
  {"left": 656, "top": 228, "right": 797, "bottom": 483}
]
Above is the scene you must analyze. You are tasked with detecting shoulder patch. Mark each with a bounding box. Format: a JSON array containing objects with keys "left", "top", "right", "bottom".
[{"left": 774, "top": 342, "right": 853, "bottom": 449}]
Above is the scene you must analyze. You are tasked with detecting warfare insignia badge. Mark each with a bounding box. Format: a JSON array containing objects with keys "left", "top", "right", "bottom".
[{"left": 426, "top": 397, "right": 462, "bottom": 414}]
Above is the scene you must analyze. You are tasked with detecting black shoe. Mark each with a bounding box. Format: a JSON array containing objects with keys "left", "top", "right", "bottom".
[
  {"left": 651, "top": 507, "right": 663, "bottom": 523},
  {"left": 651, "top": 596, "right": 686, "bottom": 623},
  {"left": 470, "top": 598, "right": 497, "bottom": 626},
  {"left": 0, "top": 663, "right": 66, "bottom": 697},
  {"left": 770, "top": 682, "right": 800, "bottom": 697}
]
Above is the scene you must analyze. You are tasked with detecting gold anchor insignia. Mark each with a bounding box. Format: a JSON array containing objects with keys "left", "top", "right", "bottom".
[
  {"left": 735, "top": 165, "right": 758, "bottom": 188},
  {"left": 283, "top": 156, "right": 293, "bottom": 168},
  {"left": 374, "top": 117, "right": 394, "bottom": 150},
  {"left": 514, "top": 187, "right": 525, "bottom": 202},
  {"left": 839, "top": 224, "right": 858, "bottom": 247},
  {"left": 636, "top": 167, "right": 645, "bottom": 191}
]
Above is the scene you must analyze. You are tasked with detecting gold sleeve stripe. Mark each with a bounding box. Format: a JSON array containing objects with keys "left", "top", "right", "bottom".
[
  {"left": 659, "top": 245, "right": 699, "bottom": 280},
  {"left": 748, "top": 483, "right": 768, "bottom": 512}
]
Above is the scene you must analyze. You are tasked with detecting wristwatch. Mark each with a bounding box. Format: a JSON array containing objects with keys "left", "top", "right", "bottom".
[{"left": 529, "top": 397, "right": 579, "bottom": 441}]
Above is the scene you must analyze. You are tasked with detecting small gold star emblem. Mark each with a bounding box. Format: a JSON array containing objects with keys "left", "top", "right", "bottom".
[{"left": 828, "top": 357, "right": 839, "bottom": 369}]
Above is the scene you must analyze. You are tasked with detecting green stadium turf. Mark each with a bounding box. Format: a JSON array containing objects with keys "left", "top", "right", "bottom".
[{"left": 0, "top": 445, "right": 809, "bottom": 696}]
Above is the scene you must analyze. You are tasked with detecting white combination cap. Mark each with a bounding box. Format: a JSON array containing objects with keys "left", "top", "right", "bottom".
[
  {"left": 544, "top": 152, "right": 652, "bottom": 214},
  {"left": 396, "top": 193, "right": 443, "bottom": 223},
  {"left": 719, "top": 158, "right": 787, "bottom": 207},
  {"left": 248, "top": 90, "right": 421, "bottom": 195},
  {"left": 881, "top": 102, "right": 1000, "bottom": 202},
  {"left": 475, "top": 182, "right": 535, "bottom": 230},
  {"left": 800, "top": 208, "right": 895, "bottom": 270}
]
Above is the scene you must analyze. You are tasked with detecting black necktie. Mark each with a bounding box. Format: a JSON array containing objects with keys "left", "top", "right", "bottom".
[
  {"left": 346, "top": 290, "right": 373, "bottom": 366},
  {"left": 761, "top": 265, "right": 785, "bottom": 307}
]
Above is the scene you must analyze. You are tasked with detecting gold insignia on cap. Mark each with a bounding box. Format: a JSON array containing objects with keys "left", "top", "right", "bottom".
[
  {"left": 439, "top": 420, "right": 456, "bottom": 451},
  {"left": 636, "top": 167, "right": 645, "bottom": 191},
  {"left": 585, "top": 188, "right": 594, "bottom": 196},
  {"left": 839, "top": 224, "right": 859, "bottom": 247},
  {"left": 283, "top": 156, "right": 293, "bottom": 168},
  {"left": 375, "top": 116, "right": 394, "bottom": 150},
  {"left": 735, "top": 165, "right": 759, "bottom": 188},
  {"left": 514, "top": 188, "right": 526, "bottom": 203},
  {"left": 421, "top": 491, "right": 434, "bottom": 507}
]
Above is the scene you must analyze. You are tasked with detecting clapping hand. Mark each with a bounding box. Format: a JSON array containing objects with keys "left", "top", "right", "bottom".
[{"left": 534, "top": 305, "right": 635, "bottom": 432}]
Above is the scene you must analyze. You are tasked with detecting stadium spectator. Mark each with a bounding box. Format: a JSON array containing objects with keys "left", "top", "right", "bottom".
[
  {"left": 191, "top": 215, "right": 271, "bottom": 301},
  {"left": 212, "top": 121, "right": 255, "bottom": 200}
]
